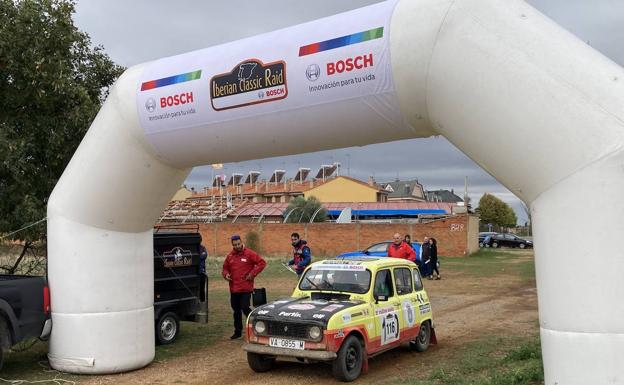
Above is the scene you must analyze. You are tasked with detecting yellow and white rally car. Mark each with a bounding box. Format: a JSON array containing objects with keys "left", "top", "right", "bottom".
[{"left": 243, "top": 257, "right": 436, "bottom": 382}]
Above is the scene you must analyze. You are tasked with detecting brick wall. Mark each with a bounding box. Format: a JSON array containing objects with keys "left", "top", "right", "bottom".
[{"left": 198, "top": 215, "right": 479, "bottom": 258}]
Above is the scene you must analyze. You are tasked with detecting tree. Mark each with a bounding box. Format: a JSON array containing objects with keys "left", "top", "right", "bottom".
[
  {"left": 476, "top": 193, "right": 517, "bottom": 230},
  {"left": 0, "top": 0, "right": 123, "bottom": 268},
  {"left": 284, "top": 196, "right": 327, "bottom": 223}
]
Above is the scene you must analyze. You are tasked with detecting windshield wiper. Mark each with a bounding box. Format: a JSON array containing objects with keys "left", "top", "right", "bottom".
[
  {"left": 306, "top": 277, "right": 322, "bottom": 291},
  {"left": 322, "top": 278, "right": 336, "bottom": 290}
]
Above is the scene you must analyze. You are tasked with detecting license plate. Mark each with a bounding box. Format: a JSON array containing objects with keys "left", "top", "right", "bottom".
[{"left": 269, "top": 337, "right": 305, "bottom": 350}]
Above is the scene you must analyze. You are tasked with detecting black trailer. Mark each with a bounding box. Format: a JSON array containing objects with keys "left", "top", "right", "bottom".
[{"left": 153, "top": 224, "right": 206, "bottom": 345}]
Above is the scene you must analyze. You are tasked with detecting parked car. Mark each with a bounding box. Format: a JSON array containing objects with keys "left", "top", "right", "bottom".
[
  {"left": 153, "top": 225, "right": 206, "bottom": 345},
  {"left": 0, "top": 275, "right": 51, "bottom": 369},
  {"left": 243, "top": 257, "right": 436, "bottom": 381},
  {"left": 478, "top": 232, "right": 499, "bottom": 247},
  {"left": 484, "top": 233, "right": 533, "bottom": 249},
  {"left": 338, "top": 241, "right": 422, "bottom": 259}
]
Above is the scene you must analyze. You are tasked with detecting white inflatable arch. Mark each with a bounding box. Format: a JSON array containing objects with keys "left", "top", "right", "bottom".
[{"left": 47, "top": 0, "right": 624, "bottom": 383}]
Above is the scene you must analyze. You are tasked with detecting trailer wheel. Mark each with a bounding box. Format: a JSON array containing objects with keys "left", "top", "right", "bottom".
[{"left": 156, "top": 312, "right": 179, "bottom": 345}]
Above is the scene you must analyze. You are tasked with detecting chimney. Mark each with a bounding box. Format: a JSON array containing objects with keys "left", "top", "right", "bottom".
[{"left": 368, "top": 176, "right": 376, "bottom": 186}]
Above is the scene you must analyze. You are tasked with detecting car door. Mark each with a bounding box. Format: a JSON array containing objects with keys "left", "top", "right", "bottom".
[
  {"left": 393, "top": 267, "right": 420, "bottom": 342},
  {"left": 503, "top": 234, "right": 515, "bottom": 247},
  {"left": 372, "top": 269, "right": 401, "bottom": 350},
  {"left": 412, "top": 267, "right": 432, "bottom": 325}
]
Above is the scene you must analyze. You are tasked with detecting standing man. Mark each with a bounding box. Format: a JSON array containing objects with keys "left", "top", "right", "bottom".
[
  {"left": 222, "top": 234, "right": 266, "bottom": 340},
  {"left": 421, "top": 236, "right": 432, "bottom": 278},
  {"left": 388, "top": 233, "right": 416, "bottom": 262},
  {"left": 288, "top": 232, "right": 311, "bottom": 277}
]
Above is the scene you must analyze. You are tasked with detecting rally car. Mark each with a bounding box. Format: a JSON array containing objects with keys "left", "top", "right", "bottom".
[{"left": 242, "top": 257, "right": 436, "bottom": 381}]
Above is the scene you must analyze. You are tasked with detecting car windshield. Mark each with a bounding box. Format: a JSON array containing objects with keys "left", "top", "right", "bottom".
[{"left": 299, "top": 265, "right": 371, "bottom": 294}]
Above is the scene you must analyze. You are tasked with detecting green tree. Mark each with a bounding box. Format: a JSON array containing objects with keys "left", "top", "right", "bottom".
[
  {"left": 284, "top": 196, "right": 327, "bottom": 223},
  {"left": 0, "top": 0, "right": 123, "bottom": 269},
  {"left": 477, "top": 193, "right": 517, "bottom": 230}
]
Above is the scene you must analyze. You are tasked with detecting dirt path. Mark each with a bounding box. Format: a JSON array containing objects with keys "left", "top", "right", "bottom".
[{"left": 82, "top": 263, "right": 538, "bottom": 385}]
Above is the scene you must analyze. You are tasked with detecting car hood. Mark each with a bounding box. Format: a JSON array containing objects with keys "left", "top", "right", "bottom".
[{"left": 252, "top": 297, "right": 363, "bottom": 326}]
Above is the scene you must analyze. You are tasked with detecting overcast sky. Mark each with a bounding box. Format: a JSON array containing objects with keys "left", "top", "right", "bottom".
[{"left": 73, "top": 0, "right": 623, "bottom": 224}]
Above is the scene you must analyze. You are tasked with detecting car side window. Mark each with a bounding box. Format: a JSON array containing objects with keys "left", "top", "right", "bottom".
[
  {"left": 394, "top": 268, "right": 413, "bottom": 295},
  {"left": 504, "top": 234, "right": 514, "bottom": 240},
  {"left": 373, "top": 269, "right": 394, "bottom": 299},
  {"left": 413, "top": 269, "right": 424, "bottom": 291},
  {"left": 368, "top": 243, "right": 388, "bottom": 253}
]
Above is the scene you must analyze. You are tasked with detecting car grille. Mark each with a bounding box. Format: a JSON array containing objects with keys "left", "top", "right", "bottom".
[{"left": 267, "top": 321, "right": 308, "bottom": 339}]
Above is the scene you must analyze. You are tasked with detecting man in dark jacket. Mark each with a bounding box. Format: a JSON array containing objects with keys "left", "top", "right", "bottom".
[
  {"left": 288, "top": 232, "right": 311, "bottom": 277},
  {"left": 222, "top": 234, "right": 266, "bottom": 339},
  {"left": 421, "top": 236, "right": 431, "bottom": 278}
]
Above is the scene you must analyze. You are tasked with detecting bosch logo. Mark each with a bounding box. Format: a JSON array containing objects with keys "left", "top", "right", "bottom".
[
  {"left": 145, "top": 98, "right": 156, "bottom": 112},
  {"left": 306, "top": 64, "right": 321, "bottom": 81},
  {"left": 160, "top": 92, "right": 194, "bottom": 108},
  {"left": 327, "top": 53, "right": 373, "bottom": 75}
]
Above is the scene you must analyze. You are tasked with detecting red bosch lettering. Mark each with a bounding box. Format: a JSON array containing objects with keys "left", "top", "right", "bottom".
[
  {"left": 326, "top": 54, "right": 374, "bottom": 75},
  {"left": 160, "top": 92, "right": 194, "bottom": 108}
]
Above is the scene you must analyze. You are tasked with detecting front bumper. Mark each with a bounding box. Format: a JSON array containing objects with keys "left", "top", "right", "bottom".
[{"left": 242, "top": 343, "right": 337, "bottom": 361}]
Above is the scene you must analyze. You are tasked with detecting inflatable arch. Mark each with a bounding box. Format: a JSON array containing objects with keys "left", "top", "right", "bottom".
[{"left": 47, "top": 0, "right": 624, "bottom": 383}]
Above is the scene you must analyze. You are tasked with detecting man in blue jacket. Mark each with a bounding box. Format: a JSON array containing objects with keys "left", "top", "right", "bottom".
[{"left": 288, "top": 232, "right": 311, "bottom": 277}]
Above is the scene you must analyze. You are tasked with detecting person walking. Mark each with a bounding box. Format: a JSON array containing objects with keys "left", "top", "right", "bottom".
[
  {"left": 288, "top": 232, "right": 311, "bottom": 277},
  {"left": 388, "top": 233, "right": 416, "bottom": 262},
  {"left": 421, "top": 236, "right": 432, "bottom": 278},
  {"left": 222, "top": 234, "right": 266, "bottom": 339},
  {"left": 430, "top": 237, "right": 441, "bottom": 280}
]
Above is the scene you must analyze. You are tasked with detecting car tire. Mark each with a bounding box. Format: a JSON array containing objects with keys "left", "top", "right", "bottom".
[
  {"left": 247, "top": 352, "right": 275, "bottom": 372},
  {"left": 519, "top": 243, "right": 526, "bottom": 249},
  {"left": 479, "top": 242, "right": 483, "bottom": 248},
  {"left": 156, "top": 311, "right": 179, "bottom": 345},
  {"left": 492, "top": 242, "right": 499, "bottom": 248},
  {"left": 410, "top": 321, "right": 431, "bottom": 352},
  {"left": 332, "top": 335, "right": 363, "bottom": 382}
]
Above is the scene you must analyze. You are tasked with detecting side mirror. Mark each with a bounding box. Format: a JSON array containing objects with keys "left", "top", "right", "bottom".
[{"left": 363, "top": 250, "right": 370, "bottom": 255}]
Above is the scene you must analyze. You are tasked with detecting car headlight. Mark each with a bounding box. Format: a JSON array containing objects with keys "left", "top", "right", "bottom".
[
  {"left": 254, "top": 320, "right": 266, "bottom": 335},
  {"left": 309, "top": 326, "right": 322, "bottom": 341}
]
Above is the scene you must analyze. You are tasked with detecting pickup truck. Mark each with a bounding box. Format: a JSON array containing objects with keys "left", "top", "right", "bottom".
[
  {"left": 0, "top": 275, "right": 51, "bottom": 369},
  {"left": 153, "top": 225, "right": 206, "bottom": 345}
]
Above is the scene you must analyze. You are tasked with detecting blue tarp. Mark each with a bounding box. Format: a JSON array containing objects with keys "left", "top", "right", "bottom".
[{"left": 327, "top": 209, "right": 447, "bottom": 217}]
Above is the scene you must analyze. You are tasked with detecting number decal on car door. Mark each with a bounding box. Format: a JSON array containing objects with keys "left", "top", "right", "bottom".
[{"left": 380, "top": 313, "right": 400, "bottom": 345}]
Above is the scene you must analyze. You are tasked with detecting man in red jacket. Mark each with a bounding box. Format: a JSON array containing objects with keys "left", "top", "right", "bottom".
[
  {"left": 387, "top": 233, "right": 416, "bottom": 262},
  {"left": 222, "top": 234, "right": 266, "bottom": 339}
]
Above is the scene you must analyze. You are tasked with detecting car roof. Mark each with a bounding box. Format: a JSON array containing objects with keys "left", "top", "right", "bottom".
[{"left": 310, "top": 257, "right": 416, "bottom": 270}]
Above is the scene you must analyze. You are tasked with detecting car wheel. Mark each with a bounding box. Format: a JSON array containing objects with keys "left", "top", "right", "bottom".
[
  {"left": 247, "top": 352, "right": 276, "bottom": 372},
  {"left": 156, "top": 311, "right": 179, "bottom": 345},
  {"left": 519, "top": 243, "right": 526, "bottom": 249},
  {"left": 410, "top": 321, "right": 431, "bottom": 352},
  {"left": 492, "top": 242, "right": 499, "bottom": 248},
  {"left": 479, "top": 242, "right": 484, "bottom": 248},
  {"left": 332, "top": 335, "right": 363, "bottom": 382}
]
